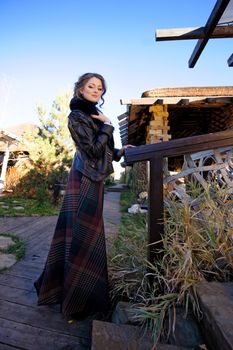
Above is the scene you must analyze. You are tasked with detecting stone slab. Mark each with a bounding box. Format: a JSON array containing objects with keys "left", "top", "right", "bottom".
[
  {"left": 91, "top": 320, "right": 190, "bottom": 350},
  {"left": 91, "top": 320, "right": 153, "bottom": 350},
  {"left": 111, "top": 301, "right": 138, "bottom": 325},
  {"left": 106, "top": 183, "right": 128, "bottom": 193},
  {"left": 0, "top": 253, "right": 17, "bottom": 269},
  {"left": 13, "top": 206, "right": 24, "bottom": 210},
  {"left": 196, "top": 280, "right": 233, "bottom": 350},
  {"left": 0, "top": 236, "right": 14, "bottom": 249},
  {"left": 165, "top": 308, "right": 204, "bottom": 348}
]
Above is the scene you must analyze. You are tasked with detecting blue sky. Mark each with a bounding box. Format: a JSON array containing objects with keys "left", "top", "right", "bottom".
[{"left": 1, "top": 0, "right": 233, "bottom": 148}]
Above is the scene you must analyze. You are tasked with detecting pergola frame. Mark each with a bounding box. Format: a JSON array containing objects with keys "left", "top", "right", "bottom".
[{"left": 156, "top": 0, "right": 233, "bottom": 67}]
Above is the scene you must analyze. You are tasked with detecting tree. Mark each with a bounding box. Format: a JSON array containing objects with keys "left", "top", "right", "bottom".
[
  {"left": 22, "top": 91, "right": 74, "bottom": 174},
  {"left": 15, "top": 91, "right": 75, "bottom": 200}
]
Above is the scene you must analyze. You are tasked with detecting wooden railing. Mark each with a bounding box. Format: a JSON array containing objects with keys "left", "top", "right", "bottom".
[{"left": 124, "top": 129, "right": 233, "bottom": 263}]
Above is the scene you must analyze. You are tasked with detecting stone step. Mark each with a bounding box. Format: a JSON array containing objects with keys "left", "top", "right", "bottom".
[
  {"left": 196, "top": 281, "right": 233, "bottom": 350},
  {"left": 91, "top": 320, "right": 191, "bottom": 350},
  {"left": 106, "top": 184, "right": 128, "bottom": 192}
]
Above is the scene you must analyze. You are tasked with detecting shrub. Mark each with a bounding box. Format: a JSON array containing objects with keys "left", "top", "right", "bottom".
[
  {"left": 13, "top": 168, "right": 48, "bottom": 199},
  {"left": 12, "top": 166, "right": 69, "bottom": 201},
  {"left": 4, "top": 166, "right": 24, "bottom": 192},
  {"left": 104, "top": 175, "right": 115, "bottom": 187}
]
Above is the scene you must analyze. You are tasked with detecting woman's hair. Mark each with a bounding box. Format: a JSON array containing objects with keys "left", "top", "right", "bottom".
[{"left": 73, "top": 73, "right": 107, "bottom": 106}]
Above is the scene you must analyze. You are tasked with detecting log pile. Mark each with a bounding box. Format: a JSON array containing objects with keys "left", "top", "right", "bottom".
[{"left": 146, "top": 105, "right": 171, "bottom": 144}]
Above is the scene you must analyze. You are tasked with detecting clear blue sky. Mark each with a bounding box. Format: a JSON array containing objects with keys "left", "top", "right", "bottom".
[{"left": 1, "top": 0, "right": 232, "bottom": 148}]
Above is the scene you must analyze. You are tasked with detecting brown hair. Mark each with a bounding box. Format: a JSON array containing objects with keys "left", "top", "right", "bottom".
[{"left": 73, "top": 73, "right": 107, "bottom": 106}]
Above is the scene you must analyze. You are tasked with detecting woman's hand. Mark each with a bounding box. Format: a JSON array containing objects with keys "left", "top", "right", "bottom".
[
  {"left": 91, "top": 113, "right": 111, "bottom": 124},
  {"left": 117, "top": 144, "right": 135, "bottom": 158}
]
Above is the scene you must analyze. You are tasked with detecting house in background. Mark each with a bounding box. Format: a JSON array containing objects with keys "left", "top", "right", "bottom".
[{"left": 0, "top": 123, "right": 37, "bottom": 193}]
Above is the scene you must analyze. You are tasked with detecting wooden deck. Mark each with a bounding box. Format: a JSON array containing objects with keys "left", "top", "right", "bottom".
[{"left": 0, "top": 216, "right": 92, "bottom": 350}]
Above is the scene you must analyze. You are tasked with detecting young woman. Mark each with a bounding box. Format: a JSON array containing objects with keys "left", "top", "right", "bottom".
[{"left": 34, "top": 73, "right": 129, "bottom": 320}]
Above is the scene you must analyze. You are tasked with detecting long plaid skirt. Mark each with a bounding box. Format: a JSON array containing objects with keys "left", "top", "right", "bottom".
[{"left": 34, "top": 167, "right": 109, "bottom": 317}]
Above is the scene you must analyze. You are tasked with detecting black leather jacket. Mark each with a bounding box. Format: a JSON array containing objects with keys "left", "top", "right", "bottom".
[{"left": 68, "top": 109, "right": 120, "bottom": 182}]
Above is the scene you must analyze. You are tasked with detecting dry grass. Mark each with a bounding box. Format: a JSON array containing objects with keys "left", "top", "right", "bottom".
[{"left": 108, "top": 180, "right": 233, "bottom": 343}]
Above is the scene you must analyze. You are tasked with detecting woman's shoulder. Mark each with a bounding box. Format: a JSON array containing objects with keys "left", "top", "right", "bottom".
[{"left": 68, "top": 110, "right": 95, "bottom": 127}]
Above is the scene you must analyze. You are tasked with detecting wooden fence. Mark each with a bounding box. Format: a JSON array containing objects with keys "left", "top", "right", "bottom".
[{"left": 124, "top": 129, "right": 233, "bottom": 263}]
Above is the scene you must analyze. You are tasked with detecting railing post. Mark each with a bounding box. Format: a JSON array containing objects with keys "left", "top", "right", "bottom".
[
  {"left": 148, "top": 156, "right": 164, "bottom": 264},
  {"left": 0, "top": 144, "right": 10, "bottom": 194}
]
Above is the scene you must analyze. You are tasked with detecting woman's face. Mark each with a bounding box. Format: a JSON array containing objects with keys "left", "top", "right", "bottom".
[{"left": 80, "top": 77, "right": 103, "bottom": 103}]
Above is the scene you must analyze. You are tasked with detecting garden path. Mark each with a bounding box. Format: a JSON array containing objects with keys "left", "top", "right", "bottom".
[{"left": 0, "top": 189, "right": 122, "bottom": 350}]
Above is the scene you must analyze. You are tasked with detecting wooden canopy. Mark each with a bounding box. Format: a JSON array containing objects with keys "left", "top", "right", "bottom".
[
  {"left": 119, "top": 86, "right": 233, "bottom": 146},
  {"left": 0, "top": 124, "right": 37, "bottom": 153},
  {"left": 0, "top": 130, "right": 19, "bottom": 150},
  {"left": 155, "top": 0, "right": 233, "bottom": 67}
]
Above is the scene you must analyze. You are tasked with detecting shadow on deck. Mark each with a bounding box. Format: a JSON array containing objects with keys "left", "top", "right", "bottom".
[
  {"left": 0, "top": 216, "right": 92, "bottom": 349},
  {"left": 0, "top": 190, "right": 122, "bottom": 350}
]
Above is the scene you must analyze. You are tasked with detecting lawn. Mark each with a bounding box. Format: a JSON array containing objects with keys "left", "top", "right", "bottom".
[{"left": 0, "top": 196, "right": 60, "bottom": 216}]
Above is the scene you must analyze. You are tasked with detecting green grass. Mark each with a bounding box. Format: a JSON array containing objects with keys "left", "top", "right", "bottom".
[
  {"left": 119, "top": 190, "right": 136, "bottom": 212},
  {"left": 0, "top": 233, "right": 26, "bottom": 261},
  {"left": 0, "top": 196, "right": 60, "bottom": 216},
  {"left": 108, "top": 190, "right": 147, "bottom": 301}
]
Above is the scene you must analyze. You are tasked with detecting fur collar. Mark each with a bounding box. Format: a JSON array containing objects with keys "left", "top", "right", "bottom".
[{"left": 69, "top": 96, "right": 99, "bottom": 115}]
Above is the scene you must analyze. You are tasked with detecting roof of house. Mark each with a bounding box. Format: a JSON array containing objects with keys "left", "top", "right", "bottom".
[{"left": 118, "top": 85, "right": 233, "bottom": 145}]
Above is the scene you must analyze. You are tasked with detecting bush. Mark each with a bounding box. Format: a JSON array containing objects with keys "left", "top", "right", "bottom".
[
  {"left": 13, "top": 166, "right": 69, "bottom": 201},
  {"left": 119, "top": 190, "right": 136, "bottom": 212},
  {"left": 13, "top": 168, "right": 48, "bottom": 199},
  {"left": 104, "top": 175, "right": 115, "bottom": 187},
  {"left": 35, "top": 183, "right": 50, "bottom": 204},
  {"left": 4, "top": 166, "right": 22, "bottom": 192}
]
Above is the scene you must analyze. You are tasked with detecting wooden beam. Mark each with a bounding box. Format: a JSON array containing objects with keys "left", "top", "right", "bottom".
[
  {"left": 154, "top": 99, "right": 163, "bottom": 104},
  {"left": 177, "top": 98, "right": 190, "bottom": 105},
  {"left": 121, "top": 96, "right": 232, "bottom": 106},
  {"left": 189, "top": 0, "right": 230, "bottom": 68},
  {"left": 205, "top": 97, "right": 217, "bottom": 103},
  {"left": 228, "top": 53, "right": 233, "bottom": 66},
  {"left": 117, "top": 112, "right": 128, "bottom": 121},
  {"left": 119, "top": 125, "right": 128, "bottom": 133},
  {"left": 120, "top": 128, "right": 128, "bottom": 134},
  {"left": 156, "top": 25, "right": 233, "bottom": 41},
  {"left": 120, "top": 131, "right": 128, "bottom": 137},
  {"left": 125, "top": 130, "right": 233, "bottom": 163},
  {"left": 0, "top": 147, "right": 10, "bottom": 193},
  {"left": 118, "top": 119, "right": 128, "bottom": 127},
  {"left": 148, "top": 157, "right": 164, "bottom": 263}
]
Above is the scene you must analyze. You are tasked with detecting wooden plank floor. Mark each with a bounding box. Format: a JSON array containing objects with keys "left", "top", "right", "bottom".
[{"left": 0, "top": 216, "right": 92, "bottom": 350}]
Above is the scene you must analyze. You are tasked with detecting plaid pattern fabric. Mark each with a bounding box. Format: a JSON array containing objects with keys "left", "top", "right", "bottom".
[{"left": 34, "top": 167, "right": 109, "bottom": 317}]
